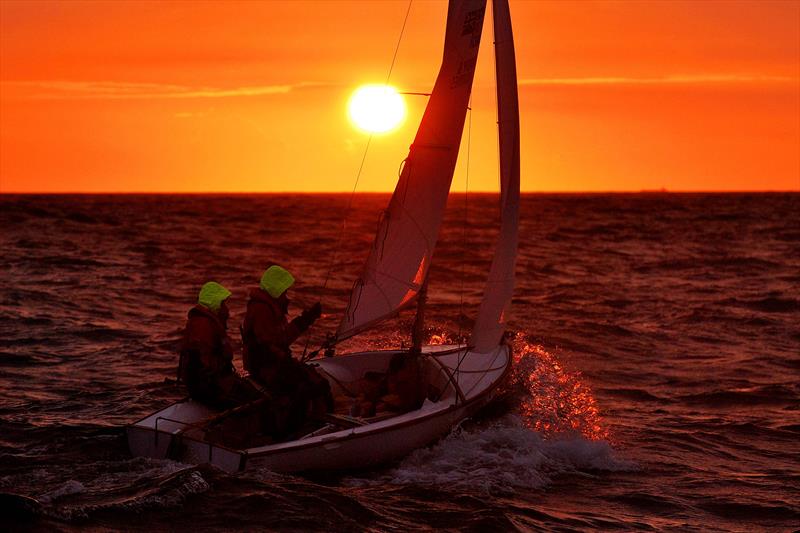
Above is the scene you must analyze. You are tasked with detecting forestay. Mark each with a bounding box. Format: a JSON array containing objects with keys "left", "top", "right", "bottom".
[
  {"left": 470, "top": 0, "right": 520, "bottom": 353},
  {"left": 338, "top": 0, "right": 488, "bottom": 340}
]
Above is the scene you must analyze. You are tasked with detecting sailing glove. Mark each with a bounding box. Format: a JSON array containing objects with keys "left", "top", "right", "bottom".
[
  {"left": 298, "top": 302, "right": 322, "bottom": 330},
  {"left": 307, "top": 302, "right": 322, "bottom": 322}
]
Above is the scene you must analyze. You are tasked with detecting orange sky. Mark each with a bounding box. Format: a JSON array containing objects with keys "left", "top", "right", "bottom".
[{"left": 1, "top": 0, "right": 798, "bottom": 192}]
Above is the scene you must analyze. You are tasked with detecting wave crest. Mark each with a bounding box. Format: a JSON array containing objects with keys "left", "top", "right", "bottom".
[{"left": 353, "top": 416, "right": 634, "bottom": 494}]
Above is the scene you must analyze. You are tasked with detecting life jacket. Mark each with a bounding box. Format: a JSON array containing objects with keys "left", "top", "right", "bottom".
[
  {"left": 241, "top": 288, "right": 292, "bottom": 384},
  {"left": 178, "top": 304, "right": 234, "bottom": 384},
  {"left": 241, "top": 288, "right": 332, "bottom": 416}
]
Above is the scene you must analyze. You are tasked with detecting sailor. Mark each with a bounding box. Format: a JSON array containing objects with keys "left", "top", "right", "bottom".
[
  {"left": 177, "top": 281, "right": 262, "bottom": 409},
  {"left": 381, "top": 351, "right": 428, "bottom": 412},
  {"left": 242, "top": 265, "right": 332, "bottom": 436},
  {"left": 349, "top": 352, "right": 430, "bottom": 417}
]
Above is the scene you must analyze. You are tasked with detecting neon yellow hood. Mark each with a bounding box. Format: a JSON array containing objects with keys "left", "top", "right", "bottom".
[
  {"left": 198, "top": 281, "right": 232, "bottom": 312},
  {"left": 260, "top": 265, "right": 294, "bottom": 298}
]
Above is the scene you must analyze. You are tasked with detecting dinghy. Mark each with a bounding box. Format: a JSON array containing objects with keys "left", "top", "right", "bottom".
[{"left": 127, "top": 0, "right": 520, "bottom": 473}]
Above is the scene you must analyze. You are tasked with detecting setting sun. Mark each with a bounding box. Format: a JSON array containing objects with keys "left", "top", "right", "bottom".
[{"left": 347, "top": 84, "right": 406, "bottom": 134}]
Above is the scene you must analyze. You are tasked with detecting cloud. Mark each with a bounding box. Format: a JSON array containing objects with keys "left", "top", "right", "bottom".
[
  {"left": 6, "top": 74, "right": 794, "bottom": 101},
  {"left": 519, "top": 74, "right": 797, "bottom": 86},
  {"left": 1, "top": 80, "right": 331, "bottom": 99}
]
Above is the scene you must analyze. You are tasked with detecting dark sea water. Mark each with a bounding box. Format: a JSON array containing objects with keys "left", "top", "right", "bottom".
[{"left": 1, "top": 193, "right": 798, "bottom": 532}]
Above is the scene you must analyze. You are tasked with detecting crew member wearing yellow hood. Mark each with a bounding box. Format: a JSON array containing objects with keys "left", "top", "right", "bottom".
[
  {"left": 242, "top": 266, "right": 331, "bottom": 437},
  {"left": 178, "top": 281, "right": 261, "bottom": 408}
]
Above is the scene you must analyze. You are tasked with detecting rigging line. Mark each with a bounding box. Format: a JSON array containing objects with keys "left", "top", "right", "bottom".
[
  {"left": 461, "top": 347, "right": 505, "bottom": 399},
  {"left": 321, "top": 0, "right": 413, "bottom": 292},
  {"left": 303, "top": 132, "right": 372, "bottom": 357},
  {"left": 454, "top": 102, "right": 472, "bottom": 377},
  {"left": 322, "top": 132, "right": 372, "bottom": 292},
  {"left": 385, "top": 0, "right": 414, "bottom": 85},
  {"left": 456, "top": 99, "right": 472, "bottom": 346},
  {"left": 321, "top": 0, "right": 413, "bottom": 291},
  {"left": 307, "top": 0, "right": 414, "bottom": 356}
]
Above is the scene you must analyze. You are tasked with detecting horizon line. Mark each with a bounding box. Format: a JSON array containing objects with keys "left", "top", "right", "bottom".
[{"left": 1, "top": 189, "right": 798, "bottom": 195}]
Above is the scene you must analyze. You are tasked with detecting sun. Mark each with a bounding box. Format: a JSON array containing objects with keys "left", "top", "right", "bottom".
[{"left": 348, "top": 84, "right": 406, "bottom": 134}]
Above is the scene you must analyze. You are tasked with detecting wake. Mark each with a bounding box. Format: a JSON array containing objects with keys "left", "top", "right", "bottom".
[{"left": 348, "top": 340, "right": 635, "bottom": 493}]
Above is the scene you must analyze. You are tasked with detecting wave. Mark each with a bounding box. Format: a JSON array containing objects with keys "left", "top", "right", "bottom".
[
  {"left": 36, "top": 255, "right": 109, "bottom": 268},
  {"left": 0, "top": 351, "right": 65, "bottom": 367},
  {"left": 678, "top": 384, "right": 798, "bottom": 407},
  {"left": 346, "top": 416, "right": 635, "bottom": 495},
  {"left": 599, "top": 388, "right": 666, "bottom": 402},
  {"left": 36, "top": 460, "right": 208, "bottom": 522},
  {"left": 736, "top": 296, "right": 799, "bottom": 314},
  {"left": 697, "top": 498, "right": 800, "bottom": 521}
]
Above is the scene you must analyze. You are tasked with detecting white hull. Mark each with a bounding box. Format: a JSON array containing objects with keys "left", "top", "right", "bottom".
[{"left": 127, "top": 344, "right": 511, "bottom": 473}]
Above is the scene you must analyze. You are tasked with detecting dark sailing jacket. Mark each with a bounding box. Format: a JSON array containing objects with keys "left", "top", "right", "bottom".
[
  {"left": 241, "top": 288, "right": 314, "bottom": 387},
  {"left": 178, "top": 304, "right": 234, "bottom": 400}
]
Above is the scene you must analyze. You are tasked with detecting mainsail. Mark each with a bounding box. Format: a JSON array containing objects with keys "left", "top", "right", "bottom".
[
  {"left": 470, "top": 0, "right": 520, "bottom": 352},
  {"left": 338, "top": 0, "right": 487, "bottom": 340}
]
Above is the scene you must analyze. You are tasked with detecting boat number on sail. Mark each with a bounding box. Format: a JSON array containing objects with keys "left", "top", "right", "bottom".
[
  {"left": 461, "top": 7, "right": 485, "bottom": 42},
  {"left": 451, "top": 6, "right": 484, "bottom": 89}
]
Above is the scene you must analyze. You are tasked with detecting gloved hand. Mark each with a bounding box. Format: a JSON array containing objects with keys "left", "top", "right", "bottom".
[
  {"left": 307, "top": 301, "right": 322, "bottom": 322},
  {"left": 297, "top": 302, "right": 322, "bottom": 331}
]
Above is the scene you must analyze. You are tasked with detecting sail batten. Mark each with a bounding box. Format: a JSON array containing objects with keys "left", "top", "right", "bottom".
[
  {"left": 470, "top": 0, "right": 520, "bottom": 352},
  {"left": 338, "top": 0, "right": 488, "bottom": 340}
]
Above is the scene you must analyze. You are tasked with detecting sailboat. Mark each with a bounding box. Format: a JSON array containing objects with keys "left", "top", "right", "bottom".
[{"left": 127, "top": 0, "right": 520, "bottom": 473}]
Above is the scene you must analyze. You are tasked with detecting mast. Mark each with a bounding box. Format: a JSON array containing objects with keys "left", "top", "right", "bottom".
[{"left": 410, "top": 278, "right": 429, "bottom": 352}]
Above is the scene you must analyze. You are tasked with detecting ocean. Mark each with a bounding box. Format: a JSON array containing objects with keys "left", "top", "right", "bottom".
[{"left": 1, "top": 193, "right": 798, "bottom": 531}]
